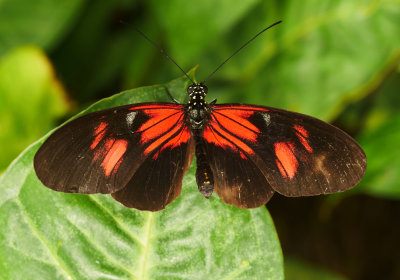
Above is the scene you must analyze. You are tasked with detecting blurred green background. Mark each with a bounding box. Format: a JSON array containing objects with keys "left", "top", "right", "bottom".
[{"left": 1, "top": 0, "right": 400, "bottom": 279}]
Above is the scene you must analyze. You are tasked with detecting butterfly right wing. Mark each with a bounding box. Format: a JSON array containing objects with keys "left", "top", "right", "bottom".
[
  {"left": 199, "top": 129, "right": 275, "bottom": 208},
  {"left": 205, "top": 104, "right": 366, "bottom": 203},
  {"left": 34, "top": 103, "right": 190, "bottom": 196}
]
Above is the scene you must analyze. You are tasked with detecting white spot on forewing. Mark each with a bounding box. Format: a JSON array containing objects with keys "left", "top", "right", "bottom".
[
  {"left": 126, "top": 111, "right": 137, "bottom": 128},
  {"left": 263, "top": 113, "right": 271, "bottom": 126}
]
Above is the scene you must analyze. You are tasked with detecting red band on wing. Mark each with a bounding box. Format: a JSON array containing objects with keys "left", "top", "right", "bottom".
[
  {"left": 203, "top": 127, "right": 237, "bottom": 151},
  {"left": 100, "top": 139, "right": 128, "bottom": 176},
  {"left": 91, "top": 122, "right": 108, "bottom": 150},
  {"left": 162, "top": 127, "right": 191, "bottom": 150},
  {"left": 205, "top": 120, "right": 255, "bottom": 155},
  {"left": 274, "top": 141, "right": 298, "bottom": 179},
  {"left": 144, "top": 124, "right": 182, "bottom": 155},
  {"left": 139, "top": 110, "right": 182, "bottom": 143},
  {"left": 133, "top": 106, "right": 190, "bottom": 157},
  {"left": 294, "top": 125, "right": 313, "bottom": 153},
  {"left": 212, "top": 111, "right": 259, "bottom": 141},
  {"left": 151, "top": 127, "right": 191, "bottom": 159},
  {"left": 294, "top": 125, "right": 308, "bottom": 137},
  {"left": 93, "top": 138, "right": 114, "bottom": 162}
]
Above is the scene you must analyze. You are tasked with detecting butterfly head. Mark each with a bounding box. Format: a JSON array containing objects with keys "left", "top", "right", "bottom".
[{"left": 187, "top": 83, "right": 208, "bottom": 96}]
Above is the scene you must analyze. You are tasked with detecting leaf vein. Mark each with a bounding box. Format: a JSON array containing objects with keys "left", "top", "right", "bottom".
[
  {"left": 16, "top": 199, "right": 74, "bottom": 280},
  {"left": 88, "top": 196, "right": 146, "bottom": 248}
]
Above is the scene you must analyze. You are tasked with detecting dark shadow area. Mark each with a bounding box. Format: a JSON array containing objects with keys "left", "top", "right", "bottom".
[{"left": 268, "top": 194, "right": 400, "bottom": 280}]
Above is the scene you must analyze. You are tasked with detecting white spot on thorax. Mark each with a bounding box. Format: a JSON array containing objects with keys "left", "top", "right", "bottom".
[
  {"left": 126, "top": 111, "right": 137, "bottom": 128},
  {"left": 263, "top": 113, "right": 271, "bottom": 126}
]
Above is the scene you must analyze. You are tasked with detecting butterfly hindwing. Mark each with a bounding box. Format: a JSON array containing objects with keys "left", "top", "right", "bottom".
[
  {"left": 34, "top": 102, "right": 190, "bottom": 200},
  {"left": 200, "top": 119, "right": 275, "bottom": 209},
  {"left": 112, "top": 129, "right": 194, "bottom": 211},
  {"left": 207, "top": 104, "right": 366, "bottom": 199}
]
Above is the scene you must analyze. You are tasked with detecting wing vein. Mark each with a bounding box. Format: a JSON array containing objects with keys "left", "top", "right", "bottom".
[
  {"left": 213, "top": 111, "right": 259, "bottom": 134},
  {"left": 139, "top": 111, "right": 182, "bottom": 133}
]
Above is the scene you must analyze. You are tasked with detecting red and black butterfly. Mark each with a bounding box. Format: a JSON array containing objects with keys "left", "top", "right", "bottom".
[{"left": 33, "top": 21, "right": 367, "bottom": 211}]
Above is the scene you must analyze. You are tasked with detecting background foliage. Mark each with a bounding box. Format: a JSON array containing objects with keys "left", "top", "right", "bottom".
[{"left": 1, "top": 0, "right": 400, "bottom": 279}]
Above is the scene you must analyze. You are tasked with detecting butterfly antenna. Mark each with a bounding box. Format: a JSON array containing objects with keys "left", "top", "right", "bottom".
[
  {"left": 201, "top": 20, "right": 282, "bottom": 84},
  {"left": 120, "top": 20, "right": 195, "bottom": 84}
]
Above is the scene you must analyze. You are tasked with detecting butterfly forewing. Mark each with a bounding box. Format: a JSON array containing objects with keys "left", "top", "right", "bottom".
[
  {"left": 207, "top": 104, "right": 366, "bottom": 199},
  {"left": 34, "top": 103, "right": 192, "bottom": 202}
]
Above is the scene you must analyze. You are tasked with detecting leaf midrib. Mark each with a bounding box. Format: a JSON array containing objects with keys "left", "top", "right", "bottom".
[{"left": 140, "top": 212, "right": 155, "bottom": 280}]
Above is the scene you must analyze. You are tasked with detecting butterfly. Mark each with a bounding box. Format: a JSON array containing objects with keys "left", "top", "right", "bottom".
[{"left": 33, "top": 21, "right": 367, "bottom": 211}]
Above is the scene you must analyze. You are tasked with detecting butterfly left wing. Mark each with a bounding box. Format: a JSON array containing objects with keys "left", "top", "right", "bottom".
[
  {"left": 34, "top": 103, "right": 193, "bottom": 206},
  {"left": 204, "top": 103, "right": 366, "bottom": 207}
]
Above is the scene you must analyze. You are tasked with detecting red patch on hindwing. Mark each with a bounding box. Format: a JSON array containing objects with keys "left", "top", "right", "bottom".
[{"left": 274, "top": 141, "right": 298, "bottom": 179}]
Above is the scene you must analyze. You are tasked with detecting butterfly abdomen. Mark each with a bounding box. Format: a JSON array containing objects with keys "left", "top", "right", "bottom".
[{"left": 193, "top": 131, "right": 214, "bottom": 198}]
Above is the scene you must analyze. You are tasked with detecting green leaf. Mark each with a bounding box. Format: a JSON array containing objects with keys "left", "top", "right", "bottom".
[
  {"left": 358, "top": 113, "right": 400, "bottom": 198},
  {"left": 358, "top": 116, "right": 400, "bottom": 198},
  {"left": 0, "top": 46, "right": 69, "bottom": 172},
  {"left": 147, "top": 0, "right": 261, "bottom": 67},
  {"left": 169, "top": 0, "right": 400, "bottom": 121},
  {"left": 342, "top": 67, "right": 400, "bottom": 199},
  {"left": 264, "top": 0, "right": 400, "bottom": 119},
  {"left": 0, "top": 0, "right": 85, "bottom": 56},
  {"left": 0, "top": 74, "right": 283, "bottom": 279},
  {"left": 51, "top": 0, "right": 142, "bottom": 101}
]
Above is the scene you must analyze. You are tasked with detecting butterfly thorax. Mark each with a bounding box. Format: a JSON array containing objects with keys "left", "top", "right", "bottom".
[{"left": 186, "top": 83, "right": 210, "bottom": 130}]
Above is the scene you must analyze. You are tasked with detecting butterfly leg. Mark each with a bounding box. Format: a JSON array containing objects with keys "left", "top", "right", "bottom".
[
  {"left": 193, "top": 131, "right": 214, "bottom": 198},
  {"left": 163, "top": 86, "right": 180, "bottom": 104}
]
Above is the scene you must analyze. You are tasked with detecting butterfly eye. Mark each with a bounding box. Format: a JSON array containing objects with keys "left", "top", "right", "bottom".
[
  {"left": 199, "top": 83, "right": 208, "bottom": 94},
  {"left": 187, "top": 86, "right": 194, "bottom": 94}
]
